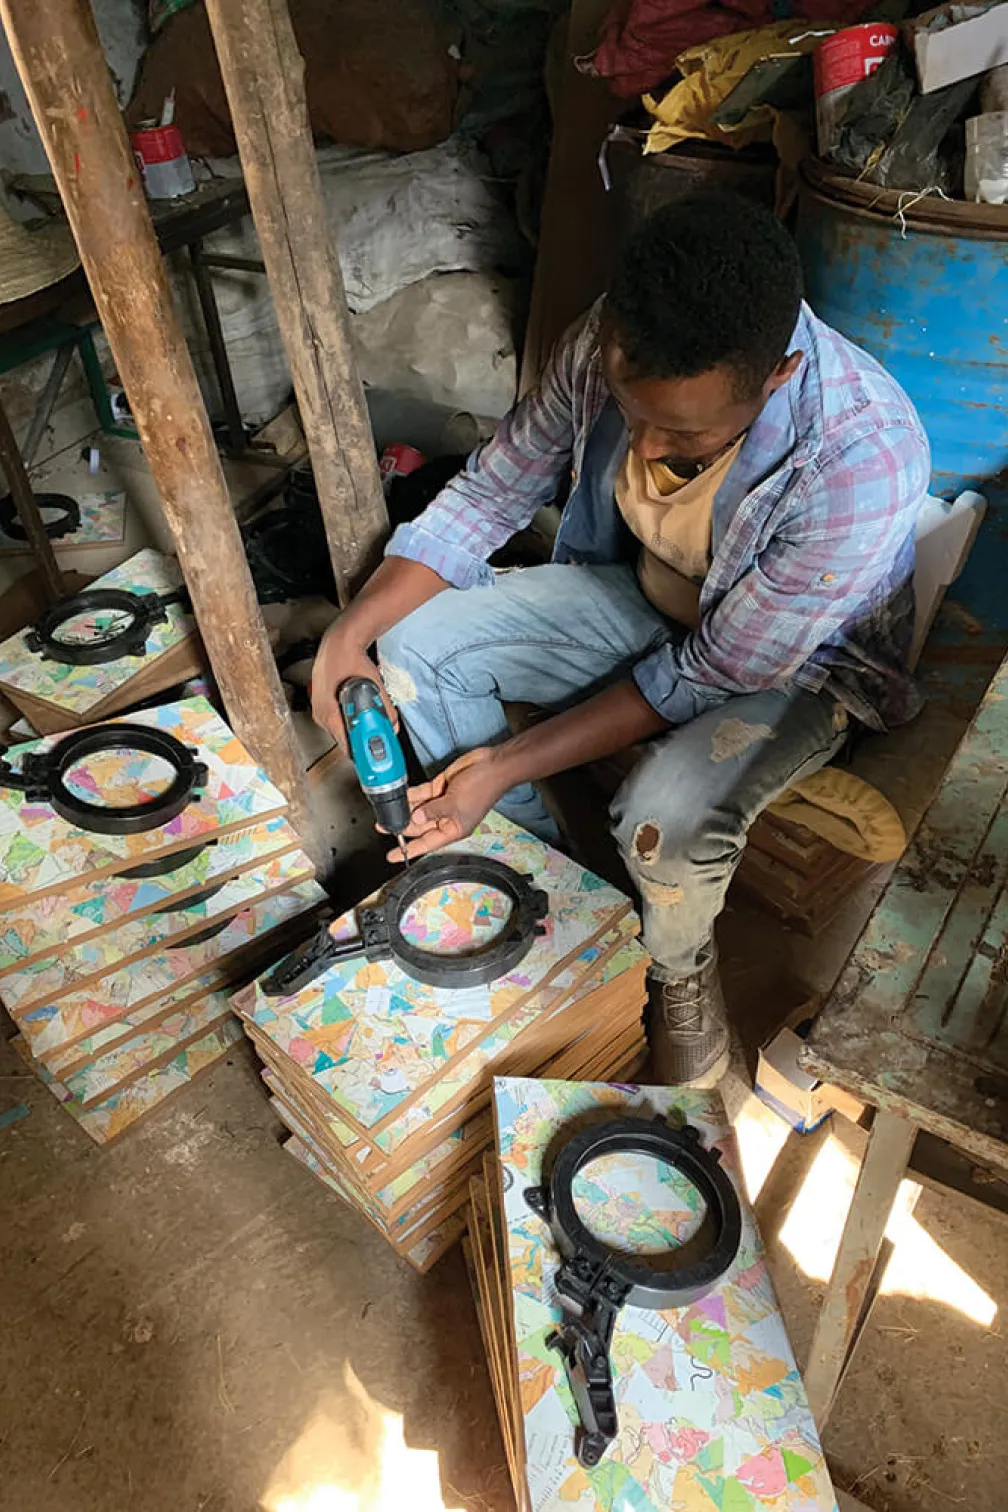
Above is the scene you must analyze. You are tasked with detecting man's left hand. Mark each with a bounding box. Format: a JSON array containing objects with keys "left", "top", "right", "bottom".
[{"left": 385, "top": 747, "right": 507, "bottom": 862}]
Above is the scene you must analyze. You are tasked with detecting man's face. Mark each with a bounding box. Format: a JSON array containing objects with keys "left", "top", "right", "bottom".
[{"left": 601, "top": 338, "right": 803, "bottom": 470}]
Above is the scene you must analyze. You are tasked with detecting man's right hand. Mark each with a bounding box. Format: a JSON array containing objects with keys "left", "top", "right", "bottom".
[
  {"left": 308, "top": 557, "right": 450, "bottom": 751},
  {"left": 310, "top": 626, "right": 398, "bottom": 754}
]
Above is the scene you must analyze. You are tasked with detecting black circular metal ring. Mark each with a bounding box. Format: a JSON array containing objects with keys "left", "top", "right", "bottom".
[
  {"left": 541, "top": 1116, "right": 742, "bottom": 1310},
  {"left": 114, "top": 841, "right": 214, "bottom": 880},
  {"left": 7, "top": 723, "right": 208, "bottom": 836},
  {"left": 381, "top": 853, "right": 549, "bottom": 988},
  {"left": 0, "top": 491, "right": 81, "bottom": 542},
  {"left": 177, "top": 915, "right": 234, "bottom": 947},
  {"left": 24, "top": 588, "right": 170, "bottom": 666},
  {"left": 153, "top": 881, "right": 226, "bottom": 915}
]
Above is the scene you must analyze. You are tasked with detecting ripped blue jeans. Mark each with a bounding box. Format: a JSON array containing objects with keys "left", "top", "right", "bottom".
[{"left": 377, "top": 563, "right": 847, "bottom": 979}]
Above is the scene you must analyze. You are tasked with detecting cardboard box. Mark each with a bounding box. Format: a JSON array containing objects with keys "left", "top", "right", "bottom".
[
  {"left": 756, "top": 1026, "right": 866, "bottom": 1133},
  {"left": 907, "top": 1, "right": 1008, "bottom": 94}
]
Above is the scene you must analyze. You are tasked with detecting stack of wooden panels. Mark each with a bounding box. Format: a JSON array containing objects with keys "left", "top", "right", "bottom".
[
  {"left": 233, "top": 812, "right": 650, "bottom": 1273},
  {"left": 0, "top": 696, "right": 326, "bottom": 1143},
  {"left": 0, "top": 548, "right": 205, "bottom": 734},
  {"left": 735, "top": 808, "right": 882, "bottom": 935},
  {"left": 466, "top": 1076, "right": 838, "bottom": 1512}
]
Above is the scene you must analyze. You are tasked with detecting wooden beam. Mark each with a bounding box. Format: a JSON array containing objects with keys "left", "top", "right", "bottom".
[
  {"left": 0, "top": 397, "right": 64, "bottom": 603},
  {"left": 803, "top": 1108, "right": 917, "bottom": 1428},
  {"left": 0, "top": 0, "right": 328, "bottom": 873},
  {"left": 204, "top": 0, "right": 388, "bottom": 607}
]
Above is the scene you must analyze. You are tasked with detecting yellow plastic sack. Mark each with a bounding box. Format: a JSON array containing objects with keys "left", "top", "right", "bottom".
[
  {"left": 769, "top": 767, "right": 907, "bottom": 863},
  {"left": 642, "top": 22, "right": 833, "bottom": 158}
]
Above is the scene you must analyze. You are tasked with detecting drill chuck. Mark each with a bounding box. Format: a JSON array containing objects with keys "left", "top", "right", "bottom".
[{"left": 369, "top": 784, "right": 412, "bottom": 838}]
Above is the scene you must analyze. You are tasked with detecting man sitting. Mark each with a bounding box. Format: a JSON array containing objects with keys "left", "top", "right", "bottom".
[{"left": 312, "top": 190, "right": 929, "bottom": 1087}]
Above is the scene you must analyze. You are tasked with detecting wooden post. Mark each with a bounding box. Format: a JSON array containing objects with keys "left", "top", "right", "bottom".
[
  {"left": 803, "top": 1109, "right": 917, "bottom": 1427},
  {"left": 0, "top": 0, "right": 328, "bottom": 873},
  {"left": 204, "top": 0, "right": 388, "bottom": 608},
  {"left": 0, "top": 397, "right": 64, "bottom": 603}
]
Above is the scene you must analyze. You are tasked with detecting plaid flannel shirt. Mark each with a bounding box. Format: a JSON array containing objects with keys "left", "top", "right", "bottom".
[{"left": 387, "top": 301, "right": 931, "bottom": 731}]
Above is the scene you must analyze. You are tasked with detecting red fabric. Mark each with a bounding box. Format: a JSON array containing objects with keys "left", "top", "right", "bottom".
[{"left": 591, "top": 0, "right": 874, "bottom": 98}]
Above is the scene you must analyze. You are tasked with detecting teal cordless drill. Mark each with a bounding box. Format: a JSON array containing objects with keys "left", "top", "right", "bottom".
[{"left": 338, "top": 676, "right": 412, "bottom": 863}]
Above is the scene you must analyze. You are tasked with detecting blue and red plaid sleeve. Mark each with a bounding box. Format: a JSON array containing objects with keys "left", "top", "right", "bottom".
[{"left": 385, "top": 317, "right": 588, "bottom": 589}]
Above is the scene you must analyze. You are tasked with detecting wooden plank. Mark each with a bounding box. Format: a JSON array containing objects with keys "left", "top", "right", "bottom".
[
  {"left": 0, "top": 816, "right": 300, "bottom": 973},
  {"left": 0, "top": 0, "right": 327, "bottom": 872},
  {"left": 2, "top": 636, "right": 205, "bottom": 734},
  {"left": 519, "top": 0, "right": 619, "bottom": 392},
  {"left": 803, "top": 1109, "right": 918, "bottom": 1428},
  {"left": 204, "top": 0, "right": 387, "bottom": 604},
  {"left": 0, "top": 396, "right": 63, "bottom": 602},
  {"left": 803, "top": 653, "right": 1008, "bottom": 1166}
]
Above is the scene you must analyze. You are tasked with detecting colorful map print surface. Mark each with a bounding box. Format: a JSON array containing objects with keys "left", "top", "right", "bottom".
[
  {"left": 0, "top": 848, "right": 314, "bottom": 1011},
  {"left": 62, "top": 989, "right": 235, "bottom": 1108},
  {"left": 0, "top": 490, "right": 126, "bottom": 554},
  {"left": 37, "top": 1018, "right": 244, "bottom": 1145},
  {"left": 0, "top": 697, "right": 288, "bottom": 901},
  {"left": 0, "top": 548, "right": 195, "bottom": 713},
  {"left": 494, "top": 1077, "right": 837, "bottom": 1512},
  {"left": 0, "top": 817, "right": 301, "bottom": 973},
  {"left": 240, "top": 920, "right": 643, "bottom": 1175},
  {"left": 43, "top": 968, "right": 229, "bottom": 1076},
  {"left": 283, "top": 1133, "right": 467, "bottom": 1273},
  {"left": 15, "top": 879, "right": 325, "bottom": 1058},
  {"left": 239, "top": 813, "right": 629, "bottom": 1140}
]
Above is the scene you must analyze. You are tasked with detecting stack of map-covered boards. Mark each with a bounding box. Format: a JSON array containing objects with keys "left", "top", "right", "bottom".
[
  {"left": 0, "top": 696, "right": 326, "bottom": 1143},
  {"left": 233, "top": 812, "right": 650, "bottom": 1273},
  {"left": 0, "top": 548, "right": 205, "bottom": 734},
  {"left": 466, "top": 1076, "right": 839, "bottom": 1512}
]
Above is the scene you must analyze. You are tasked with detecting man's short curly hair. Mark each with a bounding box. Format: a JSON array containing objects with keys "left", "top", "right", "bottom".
[{"left": 605, "top": 191, "right": 804, "bottom": 398}]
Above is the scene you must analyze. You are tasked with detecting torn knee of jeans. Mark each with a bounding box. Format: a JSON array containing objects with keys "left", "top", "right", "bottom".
[
  {"left": 639, "top": 876, "right": 685, "bottom": 906},
  {"left": 631, "top": 821, "right": 662, "bottom": 865},
  {"left": 710, "top": 718, "right": 776, "bottom": 763},
  {"left": 378, "top": 658, "right": 417, "bottom": 706}
]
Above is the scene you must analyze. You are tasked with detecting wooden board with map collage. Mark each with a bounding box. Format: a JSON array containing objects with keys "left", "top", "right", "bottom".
[
  {"left": 233, "top": 812, "right": 651, "bottom": 1272},
  {"left": 0, "top": 547, "right": 204, "bottom": 733},
  {"left": 0, "top": 697, "right": 325, "bottom": 1143},
  {"left": 466, "top": 1076, "right": 839, "bottom": 1512}
]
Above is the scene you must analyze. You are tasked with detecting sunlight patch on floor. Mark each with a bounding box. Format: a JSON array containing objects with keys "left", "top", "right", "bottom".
[
  {"left": 730, "top": 1090, "right": 793, "bottom": 1202},
  {"left": 778, "top": 1132, "right": 998, "bottom": 1327},
  {"left": 262, "top": 1364, "right": 463, "bottom": 1512}
]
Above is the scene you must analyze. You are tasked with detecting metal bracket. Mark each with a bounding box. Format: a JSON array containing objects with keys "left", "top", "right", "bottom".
[
  {"left": 23, "top": 585, "right": 190, "bottom": 665},
  {"left": 524, "top": 1114, "right": 743, "bottom": 1467},
  {"left": 0, "top": 722, "right": 208, "bottom": 835},
  {"left": 262, "top": 852, "right": 549, "bottom": 996}
]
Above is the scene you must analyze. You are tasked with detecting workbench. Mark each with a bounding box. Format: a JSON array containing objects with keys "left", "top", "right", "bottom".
[{"left": 800, "top": 650, "right": 1008, "bottom": 1426}]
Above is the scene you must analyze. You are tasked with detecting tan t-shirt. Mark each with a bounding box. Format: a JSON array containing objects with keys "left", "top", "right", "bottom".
[{"left": 614, "top": 438, "right": 743, "bottom": 629}]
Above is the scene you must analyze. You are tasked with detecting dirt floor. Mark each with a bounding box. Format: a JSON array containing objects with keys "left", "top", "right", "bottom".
[{"left": 2, "top": 698, "right": 1008, "bottom": 1512}]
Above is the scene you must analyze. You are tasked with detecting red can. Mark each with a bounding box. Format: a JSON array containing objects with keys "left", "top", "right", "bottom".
[
  {"left": 131, "top": 125, "right": 195, "bottom": 200},
  {"left": 814, "top": 24, "right": 899, "bottom": 154},
  {"left": 379, "top": 443, "right": 427, "bottom": 496}
]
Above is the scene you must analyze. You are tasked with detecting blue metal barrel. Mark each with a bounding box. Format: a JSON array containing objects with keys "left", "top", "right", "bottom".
[{"left": 796, "top": 176, "right": 1008, "bottom": 627}]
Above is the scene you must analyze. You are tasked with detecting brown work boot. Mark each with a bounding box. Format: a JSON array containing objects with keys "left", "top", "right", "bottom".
[{"left": 644, "top": 959, "right": 731, "bottom": 1088}]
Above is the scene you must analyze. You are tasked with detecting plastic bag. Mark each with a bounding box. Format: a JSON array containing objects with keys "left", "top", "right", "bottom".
[{"left": 828, "top": 46, "right": 976, "bottom": 190}]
